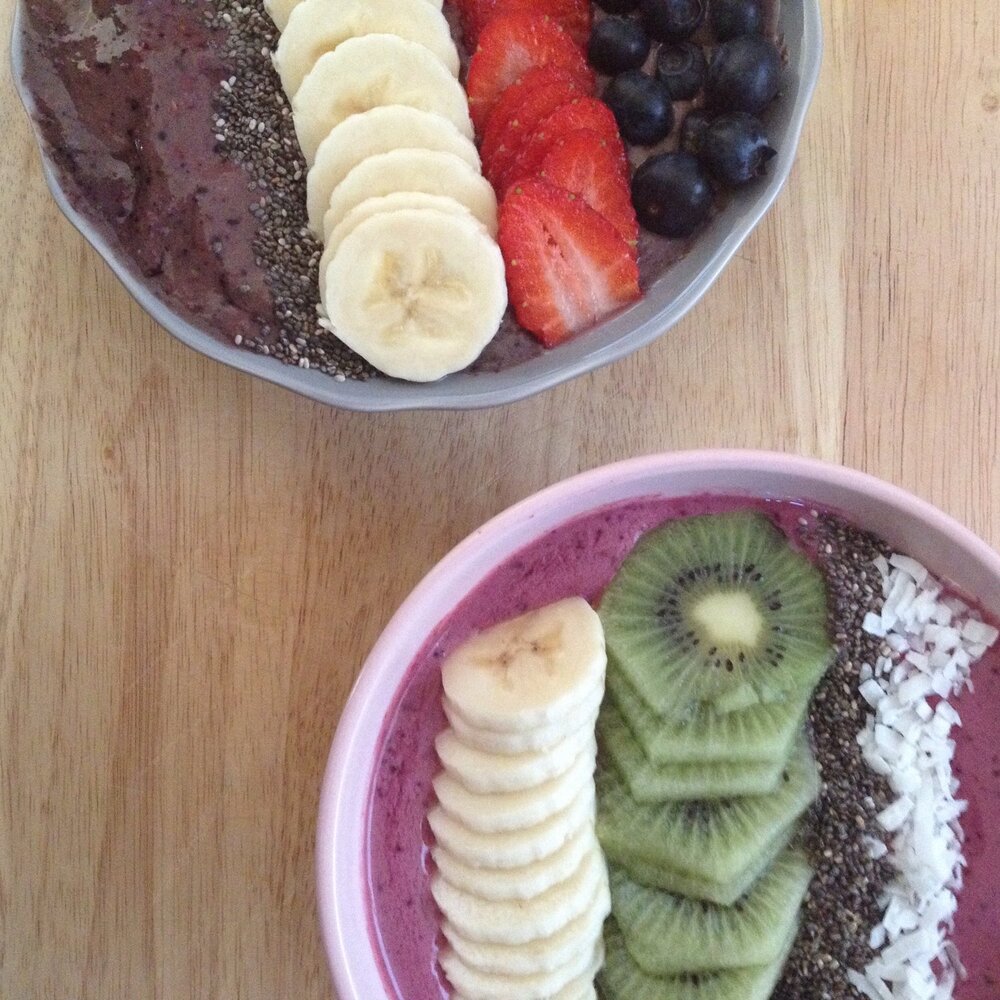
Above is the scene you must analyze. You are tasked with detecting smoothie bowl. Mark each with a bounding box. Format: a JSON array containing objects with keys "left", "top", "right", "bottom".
[
  {"left": 317, "top": 452, "right": 1000, "bottom": 1000},
  {"left": 13, "top": 0, "right": 820, "bottom": 411}
]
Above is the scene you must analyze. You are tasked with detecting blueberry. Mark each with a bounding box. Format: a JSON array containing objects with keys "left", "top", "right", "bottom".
[
  {"left": 595, "top": 0, "right": 641, "bottom": 13},
  {"left": 679, "top": 108, "right": 712, "bottom": 155},
  {"left": 709, "top": 0, "right": 763, "bottom": 40},
  {"left": 705, "top": 34, "right": 782, "bottom": 113},
  {"left": 640, "top": 0, "right": 707, "bottom": 42},
  {"left": 603, "top": 70, "right": 676, "bottom": 145},
  {"left": 631, "top": 151, "right": 713, "bottom": 236},
  {"left": 589, "top": 17, "right": 652, "bottom": 75},
  {"left": 699, "top": 112, "right": 776, "bottom": 185},
  {"left": 655, "top": 41, "right": 707, "bottom": 100}
]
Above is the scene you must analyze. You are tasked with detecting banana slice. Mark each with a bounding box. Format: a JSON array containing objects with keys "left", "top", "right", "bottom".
[
  {"left": 318, "top": 193, "right": 479, "bottom": 314},
  {"left": 545, "top": 943, "right": 604, "bottom": 1000},
  {"left": 432, "top": 847, "right": 606, "bottom": 946},
  {"left": 441, "top": 598, "right": 607, "bottom": 735},
  {"left": 556, "top": 987, "right": 597, "bottom": 1000},
  {"left": 453, "top": 956, "right": 600, "bottom": 1000},
  {"left": 440, "top": 936, "right": 603, "bottom": 1000},
  {"left": 442, "top": 872, "right": 610, "bottom": 975},
  {"left": 432, "top": 824, "right": 595, "bottom": 902},
  {"left": 263, "top": 0, "right": 299, "bottom": 31},
  {"left": 444, "top": 688, "right": 603, "bottom": 755},
  {"left": 435, "top": 725, "right": 596, "bottom": 795},
  {"left": 433, "top": 745, "right": 596, "bottom": 834},
  {"left": 428, "top": 783, "right": 595, "bottom": 869},
  {"left": 306, "top": 106, "right": 480, "bottom": 236},
  {"left": 321, "top": 207, "right": 506, "bottom": 383},
  {"left": 292, "top": 35, "right": 473, "bottom": 165},
  {"left": 275, "top": 0, "right": 459, "bottom": 98},
  {"left": 266, "top": 0, "right": 444, "bottom": 31},
  {"left": 323, "top": 149, "right": 497, "bottom": 244}
]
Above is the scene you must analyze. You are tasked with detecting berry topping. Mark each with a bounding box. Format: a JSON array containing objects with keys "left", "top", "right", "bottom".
[
  {"left": 655, "top": 41, "right": 707, "bottom": 101},
  {"left": 460, "top": 0, "right": 592, "bottom": 48},
  {"left": 639, "top": 0, "right": 707, "bottom": 42},
  {"left": 481, "top": 67, "right": 590, "bottom": 187},
  {"left": 466, "top": 13, "right": 595, "bottom": 132},
  {"left": 705, "top": 34, "right": 782, "bottom": 114},
  {"left": 498, "top": 179, "right": 641, "bottom": 346},
  {"left": 603, "top": 69, "right": 675, "bottom": 146},
  {"left": 538, "top": 128, "right": 639, "bottom": 245},
  {"left": 678, "top": 107, "right": 712, "bottom": 155},
  {"left": 709, "top": 0, "right": 763, "bottom": 41},
  {"left": 505, "top": 96, "right": 627, "bottom": 193},
  {"left": 699, "top": 112, "right": 776, "bottom": 185},
  {"left": 588, "top": 17, "right": 652, "bottom": 76},
  {"left": 630, "top": 151, "right": 713, "bottom": 237}
]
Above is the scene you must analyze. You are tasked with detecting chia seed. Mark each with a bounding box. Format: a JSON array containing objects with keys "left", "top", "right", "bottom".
[
  {"left": 771, "top": 513, "right": 897, "bottom": 1000},
  {"left": 192, "top": 0, "right": 375, "bottom": 381}
]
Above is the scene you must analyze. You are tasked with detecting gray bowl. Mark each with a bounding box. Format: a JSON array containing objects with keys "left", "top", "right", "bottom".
[{"left": 12, "top": 1, "right": 822, "bottom": 412}]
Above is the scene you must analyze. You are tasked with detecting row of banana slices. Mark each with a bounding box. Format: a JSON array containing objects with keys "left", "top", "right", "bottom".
[
  {"left": 427, "top": 598, "right": 612, "bottom": 1000},
  {"left": 264, "top": 0, "right": 508, "bottom": 382}
]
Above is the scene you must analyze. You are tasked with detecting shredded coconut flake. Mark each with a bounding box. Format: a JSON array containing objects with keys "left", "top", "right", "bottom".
[{"left": 854, "top": 554, "right": 997, "bottom": 999}]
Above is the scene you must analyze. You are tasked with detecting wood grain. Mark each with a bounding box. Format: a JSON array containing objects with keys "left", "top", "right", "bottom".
[{"left": 2, "top": 3, "right": 999, "bottom": 998}]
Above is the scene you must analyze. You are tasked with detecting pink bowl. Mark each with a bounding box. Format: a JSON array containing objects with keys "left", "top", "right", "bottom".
[{"left": 316, "top": 450, "right": 1000, "bottom": 999}]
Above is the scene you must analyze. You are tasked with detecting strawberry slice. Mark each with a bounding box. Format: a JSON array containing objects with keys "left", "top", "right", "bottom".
[
  {"left": 498, "top": 178, "right": 641, "bottom": 346},
  {"left": 499, "top": 96, "right": 629, "bottom": 195},
  {"left": 481, "top": 67, "right": 591, "bottom": 187},
  {"left": 466, "top": 14, "right": 595, "bottom": 133},
  {"left": 537, "top": 128, "right": 639, "bottom": 247},
  {"left": 462, "top": 0, "right": 592, "bottom": 48}
]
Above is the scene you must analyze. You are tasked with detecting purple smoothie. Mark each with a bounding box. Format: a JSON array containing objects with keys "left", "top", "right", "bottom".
[
  {"left": 18, "top": 0, "right": 273, "bottom": 342},
  {"left": 366, "top": 495, "right": 1000, "bottom": 1000}
]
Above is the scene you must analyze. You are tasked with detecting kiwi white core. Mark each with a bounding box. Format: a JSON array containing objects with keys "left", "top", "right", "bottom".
[{"left": 691, "top": 591, "right": 763, "bottom": 646}]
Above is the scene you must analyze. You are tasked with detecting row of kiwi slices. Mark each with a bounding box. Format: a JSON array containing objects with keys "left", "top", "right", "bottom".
[{"left": 593, "top": 510, "right": 834, "bottom": 999}]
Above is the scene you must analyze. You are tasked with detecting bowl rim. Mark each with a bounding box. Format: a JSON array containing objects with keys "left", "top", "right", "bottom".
[
  {"left": 11, "top": 0, "right": 823, "bottom": 413},
  {"left": 315, "top": 449, "right": 1000, "bottom": 998}
]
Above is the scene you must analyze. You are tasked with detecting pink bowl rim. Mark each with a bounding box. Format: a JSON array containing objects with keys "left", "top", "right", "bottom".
[{"left": 315, "top": 449, "right": 1000, "bottom": 999}]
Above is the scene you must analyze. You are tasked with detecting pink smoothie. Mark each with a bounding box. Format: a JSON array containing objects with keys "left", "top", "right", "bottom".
[{"left": 365, "top": 495, "right": 1000, "bottom": 999}]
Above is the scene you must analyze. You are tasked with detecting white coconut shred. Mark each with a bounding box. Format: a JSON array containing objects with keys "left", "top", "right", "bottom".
[{"left": 848, "top": 554, "right": 998, "bottom": 1000}]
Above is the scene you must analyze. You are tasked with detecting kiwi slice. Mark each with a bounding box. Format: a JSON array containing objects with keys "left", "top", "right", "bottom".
[
  {"left": 596, "top": 737, "right": 819, "bottom": 903},
  {"left": 597, "top": 704, "right": 787, "bottom": 801},
  {"left": 610, "top": 849, "right": 812, "bottom": 974},
  {"left": 607, "top": 821, "right": 796, "bottom": 906},
  {"left": 605, "top": 660, "right": 809, "bottom": 766},
  {"left": 599, "top": 917, "right": 796, "bottom": 1000},
  {"left": 599, "top": 511, "right": 833, "bottom": 720}
]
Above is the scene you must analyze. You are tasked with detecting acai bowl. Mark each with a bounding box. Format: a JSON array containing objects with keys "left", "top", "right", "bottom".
[
  {"left": 317, "top": 452, "right": 1000, "bottom": 1000},
  {"left": 12, "top": 0, "right": 820, "bottom": 410}
]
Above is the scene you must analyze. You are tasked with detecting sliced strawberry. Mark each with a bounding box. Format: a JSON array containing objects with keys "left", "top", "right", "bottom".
[
  {"left": 463, "top": 0, "right": 592, "bottom": 48},
  {"left": 465, "top": 14, "right": 596, "bottom": 133},
  {"left": 499, "top": 96, "right": 629, "bottom": 195},
  {"left": 498, "top": 178, "right": 641, "bottom": 346},
  {"left": 537, "top": 128, "right": 639, "bottom": 247},
  {"left": 481, "top": 68, "right": 591, "bottom": 187}
]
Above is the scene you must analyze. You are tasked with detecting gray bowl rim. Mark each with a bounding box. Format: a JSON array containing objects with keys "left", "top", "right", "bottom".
[{"left": 11, "top": 0, "right": 822, "bottom": 413}]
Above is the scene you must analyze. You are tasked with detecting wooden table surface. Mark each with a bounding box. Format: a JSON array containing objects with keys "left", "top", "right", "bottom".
[{"left": 2, "top": 3, "right": 998, "bottom": 998}]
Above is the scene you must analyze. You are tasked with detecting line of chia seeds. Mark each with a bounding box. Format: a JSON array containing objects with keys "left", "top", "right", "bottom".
[
  {"left": 772, "top": 513, "right": 897, "bottom": 999},
  {"left": 193, "top": 0, "right": 375, "bottom": 381}
]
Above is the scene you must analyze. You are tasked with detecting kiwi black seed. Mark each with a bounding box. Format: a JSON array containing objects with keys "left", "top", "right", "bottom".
[{"left": 598, "top": 510, "right": 833, "bottom": 720}]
